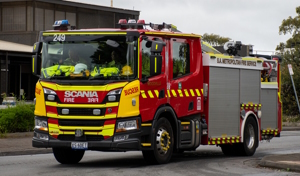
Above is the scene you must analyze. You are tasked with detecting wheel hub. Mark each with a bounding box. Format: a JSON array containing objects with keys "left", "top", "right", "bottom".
[
  {"left": 156, "top": 128, "right": 171, "bottom": 154},
  {"left": 246, "top": 124, "right": 255, "bottom": 149}
]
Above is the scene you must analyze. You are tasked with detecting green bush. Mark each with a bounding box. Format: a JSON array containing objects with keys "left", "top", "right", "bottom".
[{"left": 0, "top": 104, "right": 35, "bottom": 133}]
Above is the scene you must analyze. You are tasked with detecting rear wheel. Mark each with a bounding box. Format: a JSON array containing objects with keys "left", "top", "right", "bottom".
[
  {"left": 240, "top": 117, "right": 258, "bottom": 156},
  {"left": 142, "top": 117, "right": 174, "bottom": 164},
  {"left": 52, "top": 148, "right": 85, "bottom": 164}
]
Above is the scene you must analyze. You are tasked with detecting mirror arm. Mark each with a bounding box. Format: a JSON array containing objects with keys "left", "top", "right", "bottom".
[{"left": 141, "top": 77, "right": 149, "bottom": 83}]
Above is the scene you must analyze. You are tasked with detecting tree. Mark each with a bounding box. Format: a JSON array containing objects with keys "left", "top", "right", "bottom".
[
  {"left": 201, "top": 33, "right": 231, "bottom": 46},
  {"left": 276, "top": 6, "right": 300, "bottom": 115}
]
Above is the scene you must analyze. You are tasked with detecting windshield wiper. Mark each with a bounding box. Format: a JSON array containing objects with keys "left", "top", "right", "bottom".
[{"left": 89, "top": 75, "right": 123, "bottom": 80}]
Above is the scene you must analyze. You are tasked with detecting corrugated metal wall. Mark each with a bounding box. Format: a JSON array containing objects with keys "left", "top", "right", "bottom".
[
  {"left": 261, "top": 89, "right": 278, "bottom": 129},
  {"left": 208, "top": 67, "right": 240, "bottom": 138},
  {"left": 208, "top": 67, "right": 261, "bottom": 138}
]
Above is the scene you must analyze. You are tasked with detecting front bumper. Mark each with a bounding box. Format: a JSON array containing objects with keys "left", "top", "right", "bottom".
[{"left": 32, "top": 126, "right": 152, "bottom": 151}]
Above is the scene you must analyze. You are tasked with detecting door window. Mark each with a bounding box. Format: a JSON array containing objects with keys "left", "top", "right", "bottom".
[{"left": 172, "top": 39, "right": 190, "bottom": 79}]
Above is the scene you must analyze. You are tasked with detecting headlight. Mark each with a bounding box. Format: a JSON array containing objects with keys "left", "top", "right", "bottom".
[
  {"left": 107, "top": 88, "right": 122, "bottom": 102},
  {"left": 35, "top": 118, "right": 48, "bottom": 131},
  {"left": 107, "top": 88, "right": 122, "bottom": 95},
  {"left": 43, "top": 88, "right": 56, "bottom": 95},
  {"left": 116, "top": 119, "right": 138, "bottom": 132}
]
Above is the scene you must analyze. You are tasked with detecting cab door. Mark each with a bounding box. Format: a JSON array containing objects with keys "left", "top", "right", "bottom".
[
  {"left": 169, "top": 38, "right": 202, "bottom": 118},
  {"left": 139, "top": 36, "right": 167, "bottom": 122}
]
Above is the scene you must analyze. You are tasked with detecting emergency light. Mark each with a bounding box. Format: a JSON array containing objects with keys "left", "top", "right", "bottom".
[{"left": 53, "top": 20, "right": 70, "bottom": 30}]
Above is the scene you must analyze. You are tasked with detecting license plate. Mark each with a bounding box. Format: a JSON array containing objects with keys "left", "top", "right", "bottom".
[{"left": 71, "top": 142, "right": 88, "bottom": 150}]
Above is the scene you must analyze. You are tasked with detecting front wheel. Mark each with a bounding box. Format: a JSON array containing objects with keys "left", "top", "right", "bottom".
[
  {"left": 142, "top": 117, "right": 174, "bottom": 164},
  {"left": 52, "top": 148, "right": 85, "bottom": 164}
]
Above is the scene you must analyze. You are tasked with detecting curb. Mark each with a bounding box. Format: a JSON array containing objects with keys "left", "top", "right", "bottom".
[
  {"left": 259, "top": 156, "right": 300, "bottom": 172},
  {"left": 282, "top": 127, "right": 300, "bottom": 131}
]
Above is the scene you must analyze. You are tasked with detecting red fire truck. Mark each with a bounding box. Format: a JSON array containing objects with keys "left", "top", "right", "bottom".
[{"left": 32, "top": 19, "right": 282, "bottom": 164}]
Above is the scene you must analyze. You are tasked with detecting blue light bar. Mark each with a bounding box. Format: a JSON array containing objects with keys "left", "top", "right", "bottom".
[{"left": 53, "top": 20, "right": 69, "bottom": 27}]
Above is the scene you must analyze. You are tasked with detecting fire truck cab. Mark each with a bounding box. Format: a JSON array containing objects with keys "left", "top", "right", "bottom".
[{"left": 32, "top": 19, "right": 282, "bottom": 164}]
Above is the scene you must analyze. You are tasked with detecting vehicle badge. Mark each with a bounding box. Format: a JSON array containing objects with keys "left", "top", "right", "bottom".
[{"left": 75, "top": 129, "right": 83, "bottom": 137}]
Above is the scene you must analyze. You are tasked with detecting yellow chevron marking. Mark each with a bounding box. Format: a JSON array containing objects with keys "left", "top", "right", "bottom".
[
  {"left": 195, "top": 89, "right": 201, "bottom": 96},
  {"left": 171, "top": 90, "right": 177, "bottom": 97},
  {"left": 154, "top": 90, "right": 159, "bottom": 98},
  {"left": 178, "top": 90, "right": 184, "bottom": 97},
  {"left": 148, "top": 90, "right": 154, "bottom": 98},
  {"left": 184, "top": 89, "right": 190, "bottom": 97},
  {"left": 141, "top": 90, "right": 147, "bottom": 98},
  {"left": 190, "top": 89, "right": 195, "bottom": 96},
  {"left": 201, "top": 89, "right": 203, "bottom": 94},
  {"left": 167, "top": 90, "right": 171, "bottom": 97}
]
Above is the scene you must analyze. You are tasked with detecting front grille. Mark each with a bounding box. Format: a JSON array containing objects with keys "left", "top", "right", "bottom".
[
  {"left": 57, "top": 135, "right": 104, "bottom": 141},
  {"left": 58, "top": 119, "right": 105, "bottom": 126},
  {"left": 57, "top": 108, "right": 106, "bottom": 116}
]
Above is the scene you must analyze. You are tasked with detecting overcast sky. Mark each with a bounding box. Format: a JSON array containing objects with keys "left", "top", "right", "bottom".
[{"left": 67, "top": 0, "right": 299, "bottom": 54}]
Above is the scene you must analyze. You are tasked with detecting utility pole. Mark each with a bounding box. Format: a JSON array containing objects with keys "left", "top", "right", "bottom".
[
  {"left": 111, "top": 0, "right": 113, "bottom": 7},
  {"left": 288, "top": 64, "right": 300, "bottom": 114}
]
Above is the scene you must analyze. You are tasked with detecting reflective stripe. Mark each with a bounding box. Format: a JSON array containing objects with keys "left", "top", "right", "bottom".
[
  {"left": 171, "top": 90, "right": 177, "bottom": 97},
  {"left": 167, "top": 90, "right": 171, "bottom": 97},
  {"left": 195, "top": 89, "right": 201, "bottom": 96},
  {"left": 190, "top": 89, "right": 195, "bottom": 97},
  {"left": 154, "top": 90, "right": 159, "bottom": 98},
  {"left": 148, "top": 90, "right": 154, "bottom": 98},
  {"left": 177, "top": 90, "right": 184, "bottom": 97},
  {"left": 184, "top": 89, "right": 189, "bottom": 97},
  {"left": 141, "top": 90, "right": 147, "bottom": 98}
]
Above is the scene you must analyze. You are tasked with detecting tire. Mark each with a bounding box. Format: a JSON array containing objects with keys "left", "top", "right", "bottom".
[
  {"left": 52, "top": 148, "right": 85, "bottom": 164},
  {"left": 142, "top": 117, "right": 174, "bottom": 164},
  {"left": 240, "top": 117, "right": 258, "bottom": 156}
]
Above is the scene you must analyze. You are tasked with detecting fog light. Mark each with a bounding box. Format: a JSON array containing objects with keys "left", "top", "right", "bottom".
[
  {"left": 114, "top": 135, "right": 129, "bottom": 142},
  {"left": 34, "top": 132, "right": 49, "bottom": 140}
]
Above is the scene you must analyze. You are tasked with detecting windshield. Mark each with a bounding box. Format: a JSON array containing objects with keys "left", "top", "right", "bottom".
[{"left": 41, "top": 35, "right": 137, "bottom": 81}]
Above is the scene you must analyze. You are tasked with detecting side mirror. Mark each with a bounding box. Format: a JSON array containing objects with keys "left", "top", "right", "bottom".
[
  {"left": 32, "top": 54, "right": 41, "bottom": 77},
  {"left": 150, "top": 55, "right": 162, "bottom": 76},
  {"left": 151, "top": 41, "right": 165, "bottom": 53},
  {"left": 32, "top": 42, "right": 42, "bottom": 54}
]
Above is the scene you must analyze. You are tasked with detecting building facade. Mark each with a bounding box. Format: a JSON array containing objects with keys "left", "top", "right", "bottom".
[{"left": 0, "top": 0, "right": 139, "bottom": 102}]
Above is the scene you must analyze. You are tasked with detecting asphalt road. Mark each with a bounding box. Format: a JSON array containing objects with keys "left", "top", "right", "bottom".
[{"left": 0, "top": 131, "right": 299, "bottom": 176}]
